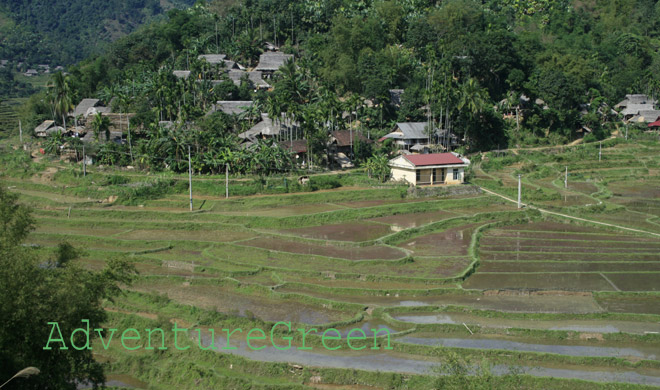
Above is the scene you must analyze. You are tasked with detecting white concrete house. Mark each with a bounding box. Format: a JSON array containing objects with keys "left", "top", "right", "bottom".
[{"left": 389, "top": 153, "right": 470, "bottom": 185}]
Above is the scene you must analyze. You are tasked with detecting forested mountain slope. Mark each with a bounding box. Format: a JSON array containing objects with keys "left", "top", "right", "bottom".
[{"left": 0, "top": 0, "right": 196, "bottom": 65}]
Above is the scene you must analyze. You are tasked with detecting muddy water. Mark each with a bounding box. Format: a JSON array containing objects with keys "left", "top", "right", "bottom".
[
  {"left": 239, "top": 237, "right": 405, "bottom": 260},
  {"left": 197, "top": 334, "right": 660, "bottom": 386},
  {"left": 397, "top": 336, "right": 659, "bottom": 360},
  {"left": 398, "top": 224, "right": 480, "bottom": 256},
  {"left": 281, "top": 221, "right": 393, "bottom": 242},
  {"left": 278, "top": 289, "right": 604, "bottom": 313},
  {"left": 368, "top": 210, "right": 458, "bottom": 231},
  {"left": 132, "top": 284, "right": 348, "bottom": 324},
  {"left": 391, "top": 312, "right": 660, "bottom": 334}
]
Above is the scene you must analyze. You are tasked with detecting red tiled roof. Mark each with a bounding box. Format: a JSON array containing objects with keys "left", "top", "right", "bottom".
[
  {"left": 404, "top": 153, "right": 464, "bottom": 166},
  {"left": 648, "top": 118, "right": 660, "bottom": 127}
]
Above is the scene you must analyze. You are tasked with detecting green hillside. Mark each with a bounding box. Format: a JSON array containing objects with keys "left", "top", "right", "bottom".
[{"left": 0, "top": 0, "right": 196, "bottom": 66}]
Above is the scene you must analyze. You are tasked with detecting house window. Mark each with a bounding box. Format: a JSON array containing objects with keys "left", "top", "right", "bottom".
[
  {"left": 453, "top": 169, "right": 460, "bottom": 181},
  {"left": 415, "top": 170, "right": 420, "bottom": 183}
]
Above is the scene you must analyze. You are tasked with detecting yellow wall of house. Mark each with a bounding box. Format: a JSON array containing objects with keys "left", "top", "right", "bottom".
[
  {"left": 391, "top": 167, "right": 416, "bottom": 184},
  {"left": 390, "top": 167, "right": 465, "bottom": 185}
]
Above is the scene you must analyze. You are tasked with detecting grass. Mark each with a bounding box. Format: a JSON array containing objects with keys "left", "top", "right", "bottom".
[{"left": 2, "top": 137, "right": 660, "bottom": 388}]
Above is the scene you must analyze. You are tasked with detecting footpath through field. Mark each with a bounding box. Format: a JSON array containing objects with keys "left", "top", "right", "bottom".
[{"left": 479, "top": 187, "right": 660, "bottom": 238}]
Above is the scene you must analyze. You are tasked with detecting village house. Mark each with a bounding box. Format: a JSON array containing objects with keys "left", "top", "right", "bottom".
[
  {"left": 227, "top": 69, "right": 271, "bottom": 89},
  {"left": 238, "top": 113, "right": 299, "bottom": 140},
  {"left": 279, "top": 139, "right": 308, "bottom": 165},
  {"left": 389, "top": 152, "right": 470, "bottom": 186},
  {"left": 616, "top": 94, "right": 658, "bottom": 121},
  {"left": 254, "top": 52, "right": 294, "bottom": 78},
  {"left": 380, "top": 122, "right": 432, "bottom": 152},
  {"left": 329, "top": 130, "right": 370, "bottom": 155},
  {"left": 197, "top": 54, "right": 244, "bottom": 71},
  {"left": 209, "top": 101, "right": 254, "bottom": 116},
  {"left": 33, "top": 120, "right": 64, "bottom": 137},
  {"left": 23, "top": 69, "right": 38, "bottom": 77}
]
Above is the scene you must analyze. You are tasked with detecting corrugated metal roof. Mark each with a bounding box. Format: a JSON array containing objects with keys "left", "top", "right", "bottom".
[{"left": 404, "top": 153, "right": 465, "bottom": 166}]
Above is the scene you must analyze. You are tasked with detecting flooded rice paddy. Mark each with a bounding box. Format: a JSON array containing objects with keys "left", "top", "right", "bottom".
[{"left": 239, "top": 237, "right": 406, "bottom": 260}]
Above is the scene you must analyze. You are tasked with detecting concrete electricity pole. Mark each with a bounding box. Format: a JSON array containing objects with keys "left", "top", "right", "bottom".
[
  {"left": 18, "top": 120, "right": 22, "bottom": 144},
  {"left": 565, "top": 166, "right": 568, "bottom": 189},
  {"left": 517, "top": 174, "right": 522, "bottom": 209},
  {"left": 82, "top": 144, "right": 86, "bottom": 177},
  {"left": 599, "top": 141, "right": 602, "bottom": 162},
  {"left": 225, "top": 163, "right": 229, "bottom": 199},
  {"left": 188, "top": 146, "right": 193, "bottom": 211}
]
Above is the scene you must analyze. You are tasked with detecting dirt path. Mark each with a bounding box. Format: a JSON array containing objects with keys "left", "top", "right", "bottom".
[{"left": 479, "top": 187, "right": 660, "bottom": 238}]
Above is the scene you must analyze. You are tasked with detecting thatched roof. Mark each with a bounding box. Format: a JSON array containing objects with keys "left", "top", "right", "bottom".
[
  {"left": 227, "top": 70, "right": 271, "bottom": 88},
  {"left": 622, "top": 104, "right": 655, "bottom": 117},
  {"left": 330, "top": 130, "right": 370, "bottom": 147},
  {"left": 628, "top": 110, "right": 660, "bottom": 123},
  {"left": 34, "top": 120, "right": 55, "bottom": 134},
  {"left": 173, "top": 70, "right": 191, "bottom": 79},
  {"left": 254, "top": 52, "right": 293, "bottom": 71},
  {"left": 279, "top": 139, "right": 307, "bottom": 154},
  {"left": 197, "top": 54, "right": 227, "bottom": 64},
  {"left": 210, "top": 101, "right": 253, "bottom": 115},
  {"left": 615, "top": 94, "right": 657, "bottom": 108},
  {"left": 73, "top": 98, "right": 100, "bottom": 117}
]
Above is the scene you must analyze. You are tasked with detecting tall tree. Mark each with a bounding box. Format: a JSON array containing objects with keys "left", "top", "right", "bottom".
[{"left": 47, "top": 72, "right": 74, "bottom": 132}]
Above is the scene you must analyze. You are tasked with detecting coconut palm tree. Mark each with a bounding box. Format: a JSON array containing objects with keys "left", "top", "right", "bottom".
[
  {"left": 90, "top": 113, "right": 111, "bottom": 142},
  {"left": 457, "top": 78, "right": 489, "bottom": 146},
  {"left": 47, "top": 72, "right": 74, "bottom": 132}
]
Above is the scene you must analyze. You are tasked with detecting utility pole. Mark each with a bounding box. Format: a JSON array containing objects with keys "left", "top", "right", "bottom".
[
  {"left": 517, "top": 174, "right": 522, "bottom": 209},
  {"left": 18, "top": 120, "right": 22, "bottom": 144},
  {"left": 82, "top": 144, "right": 86, "bottom": 177},
  {"left": 225, "top": 163, "right": 229, "bottom": 199},
  {"left": 625, "top": 123, "right": 628, "bottom": 140},
  {"left": 565, "top": 166, "right": 568, "bottom": 189},
  {"left": 188, "top": 146, "right": 193, "bottom": 211},
  {"left": 599, "top": 141, "right": 602, "bottom": 162}
]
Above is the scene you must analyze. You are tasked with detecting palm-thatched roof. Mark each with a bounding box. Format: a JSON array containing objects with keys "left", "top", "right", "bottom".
[{"left": 254, "top": 52, "right": 293, "bottom": 72}]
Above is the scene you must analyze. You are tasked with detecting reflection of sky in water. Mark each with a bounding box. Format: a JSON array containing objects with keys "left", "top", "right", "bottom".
[
  {"left": 398, "top": 337, "right": 657, "bottom": 360},
  {"left": 550, "top": 325, "right": 621, "bottom": 333},
  {"left": 191, "top": 333, "right": 660, "bottom": 386},
  {"left": 398, "top": 300, "right": 431, "bottom": 307},
  {"left": 392, "top": 314, "right": 456, "bottom": 324}
]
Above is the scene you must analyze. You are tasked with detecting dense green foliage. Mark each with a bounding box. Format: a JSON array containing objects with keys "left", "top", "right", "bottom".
[
  {"left": 0, "top": 0, "right": 196, "bottom": 66},
  {"left": 14, "top": 0, "right": 660, "bottom": 170},
  {"left": 0, "top": 186, "right": 136, "bottom": 389}
]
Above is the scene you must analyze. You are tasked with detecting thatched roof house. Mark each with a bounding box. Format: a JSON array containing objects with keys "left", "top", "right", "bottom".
[
  {"left": 615, "top": 94, "right": 657, "bottom": 109},
  {"left": 197, "top": 54, "right": 227, "bottom": 64},
  {"left": 209, "top": 101, "right": 253, "bottom": 116},
  {"left": 227, "top": 70, "right": 271, "bottom": 89},
  {"left": 254, "top": 52, "right": 293, "bottom": 74},
  {"left": 73, "top": 99, "right": 101, "bottom": 118},
  {"left": 34, "top": 120, "right": 62, "bottom": 137}
]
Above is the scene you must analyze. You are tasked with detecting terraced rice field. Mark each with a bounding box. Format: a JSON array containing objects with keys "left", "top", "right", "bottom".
[{"left": 3, "top": 139, "right": 660, "bottom": 388}]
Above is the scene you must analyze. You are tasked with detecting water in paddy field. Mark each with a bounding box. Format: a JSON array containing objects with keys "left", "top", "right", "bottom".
[
  {"left": 192, "top": 333, "right": 660, "bottom": 386},
  {"left": 397, "top": 336, "right": 659, "bottom": 360},
  {"left": 391, "top": 312, "right": 660, "bottom": 334}
]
